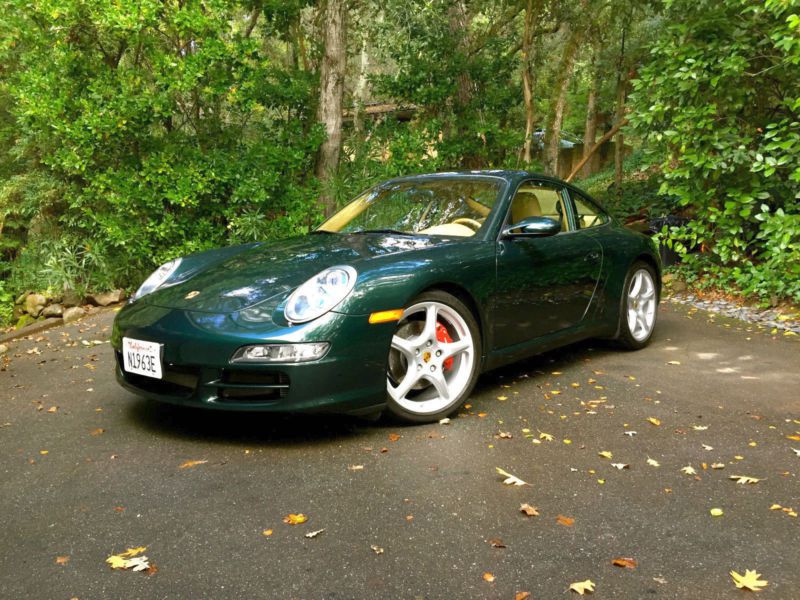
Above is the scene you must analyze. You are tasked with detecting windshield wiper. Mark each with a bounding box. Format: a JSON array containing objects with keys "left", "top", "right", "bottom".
[{"left": 349, "top": 229, "right": 418, "bottom": 236}]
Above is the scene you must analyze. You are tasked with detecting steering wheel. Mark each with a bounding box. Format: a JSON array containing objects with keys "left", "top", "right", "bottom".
[{"left": 451, "top": 218, "right": 482, "bottom": 231}]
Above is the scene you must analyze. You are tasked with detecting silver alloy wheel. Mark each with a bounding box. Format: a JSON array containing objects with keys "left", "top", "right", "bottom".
[
  {"left": 387, "top": 300, "right": 475, "bottom": 415},
  {"left": 627, "top": 268, "right": 657, "bottom": 342}
]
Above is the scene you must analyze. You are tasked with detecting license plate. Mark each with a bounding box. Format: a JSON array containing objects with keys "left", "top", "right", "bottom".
[{"left": 122, "top": 337, "right": 163, "bottom": 379}]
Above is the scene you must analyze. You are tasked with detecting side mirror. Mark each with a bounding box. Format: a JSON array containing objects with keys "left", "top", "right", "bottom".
[{"left": 502, "top": 216, "right": 561, "bottom": 238}]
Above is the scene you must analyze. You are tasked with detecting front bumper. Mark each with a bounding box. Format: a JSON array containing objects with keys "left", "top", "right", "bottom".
[{"left": 112, "top": 302, "right": 392, "bottom": 414}]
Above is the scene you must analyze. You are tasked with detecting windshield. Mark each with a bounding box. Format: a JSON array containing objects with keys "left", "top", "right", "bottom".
[{"left": 317, "top": 178, "right": 503, "bottom": 237}]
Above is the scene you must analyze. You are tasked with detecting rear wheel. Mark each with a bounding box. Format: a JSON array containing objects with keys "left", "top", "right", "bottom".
[
  {"left": 615, "top": 261, "right": 658, "bottom": 349},
  {"left": 385, "top": 290, "right": 481, "bottom": 423}
]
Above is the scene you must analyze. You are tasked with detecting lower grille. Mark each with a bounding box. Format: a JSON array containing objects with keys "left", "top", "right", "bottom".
[{"left": 214, "top": 369, "right": 290, "bottom": 402}]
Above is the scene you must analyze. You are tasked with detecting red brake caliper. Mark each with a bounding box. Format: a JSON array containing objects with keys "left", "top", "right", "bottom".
[{"left": 435, "top": 322, "right": 454, "bottom": 371}]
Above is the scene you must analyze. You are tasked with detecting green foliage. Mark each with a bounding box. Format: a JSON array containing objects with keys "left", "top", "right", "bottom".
[
  {"left": 630, "top": 0, "right": 800, "bottom": 302},
  {"left": 0, "top": 0, "right": 321, "bottom": 295}
]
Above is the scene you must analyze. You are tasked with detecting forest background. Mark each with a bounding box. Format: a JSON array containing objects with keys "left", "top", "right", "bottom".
[{"left": 0, "top": 0, "right": 798, "bottom": 325}]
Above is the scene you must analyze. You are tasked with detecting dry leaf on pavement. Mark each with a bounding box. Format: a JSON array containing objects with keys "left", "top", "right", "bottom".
[
  {"left": 612, "top": 557, "right": 637, "bottom": 569},
  {"left": 482, "top": 572, "right": 496, "bottom": 583},
  {"left": 283, "top": 513, "right": 308, "bottom": 525},
  {"left": 647, "top": 457, "right": 660, "bottom": 467},
  {"left": 305, "top": 529, "right": 325, "bottom": 539},
  {"left": 487, "top": 538, "right": 506, "bottom": 548},
  {"left": 730, "top": 475, "right": 762, "bottom": 484},
  {"left": 496, "top": 467, "right": 528, "bottom": 486},
  {"left": 55, "top": 556, "right": 70, "bottom": 565},
  {"left": 179, "top": 459, "right": 208, "bottom": 469},
  {"left": 515, "top": 593, "right": 531, "bottom": 600},
  {"left": 647, "top": 417, "right": 661, "bottom": 426},
  {"left": 370, "top": 544, "right": 384, "bottom": 555},
  {"left": 569, "top": 579, "right": 595, "bottom": 595},
  {"left": 556, "top": 515, "right": 575, "bottom": 527},
  {"left": 681, "top": 465, "right": 697, "bottom": 475},
  {"left": 520, "top": 503, "right": 539, "bottom": 517},
  {"left": 388, "top": 433, "right": 401, "bottom": 442},
  {"left": 730, "top": 569, "right": 768, "bottom": 591}
]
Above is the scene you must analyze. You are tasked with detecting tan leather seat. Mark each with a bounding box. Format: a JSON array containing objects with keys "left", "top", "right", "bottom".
[{"left": 511, "top": 191, "right": 543, "bottom": 223}]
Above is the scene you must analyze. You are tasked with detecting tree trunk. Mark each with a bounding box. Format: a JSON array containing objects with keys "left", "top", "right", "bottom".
[
  {"left": 580, "top": 45, "right": 599, "bottom": 178},
  {"left": 448, "top": 2, "right": 481, "bottom": 168},
  {"left": 521, "top": 0, "right": 541, "bottom": 164},
  {"left": 353, "top": 38, "right": 369, "bottom": 134},
  {"left": 542, "top": 24, "right": 582, "bottom": 177},
  {"left": 315, "top": 0, "right": 348, "bottom": 218},
  {"left": 614, "top": 23, "right": 627, "bottom": 198},
  {"left": 566, "top": 117, "right": 629, "bottom": 182}
]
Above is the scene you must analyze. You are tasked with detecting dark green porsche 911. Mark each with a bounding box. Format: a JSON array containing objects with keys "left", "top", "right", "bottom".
[{"left": 112, "top": 170, "right": 660, "bottom": 423}]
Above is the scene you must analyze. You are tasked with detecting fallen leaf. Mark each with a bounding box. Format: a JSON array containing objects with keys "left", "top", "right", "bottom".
[
  {"left": 539, "top": 431, "right": 554, "bottom": 441},
  {"left": 730, "top": 569, "right": 768, "bottom": 591},
  {"left": 370, "top": 544, "right": 384, "bottom": 555},
  {"left": 569, "top": 579, "right": 595, "bottom": 595},
  {"left": 283, "top": 513, "right": 308, "bottom": 525},
  {"left": 702, "top": 444, "right": 714, "bottom": 451},
  {"left": 388, "top": 433, "right": 401, "bottom": 442},
  {"left": 692, "top": 425, "right": 708, "bottom": 431},
  {"left": 439, "top": 418, "right": 450, "bottom": 425},
  {"left": 262, "top": 529, "right": 273, "bottom": 536},
  {"left": 681, "top": 465, "right": 697, "bottom": 475},
  {"left": 647, "top": 457, "right": 660, "bottom": 467},
  {"left": 478, "top": 412, "right": 488, "bottom": 418},
  {"left": 497, "top": 396, "right": 508, "bottom": 401},
  {"left": 666, "top": 360, "right": 681, "bottom": 365},
  {"left": 487, "top": 538, "right": 506, "bottom": 548},
  {"left": 496, "top": 431, "right": 513, "bottom": 439},
  {"left": 56, "top": 556, "right": 70, "bottom": 565},
  {"left": 786, "top": 435, "right": 800, "bottom": 442},
  {"left": 515, "top": 593, "right": 531, "bottom": 600},
  {"left": 611, "top": 463, "right": 630, "bottom": 470},
  {"left": 598, "top": 451, "right": 613, "bottom": 459},
  {"left": 90, "top": 428, "right": 105, "bottom": 436},
  {"left": 483, "top": 572, "right": 496, "bottom": 583},
  {"left": 106, "top": 547, "right": 149, "bottom": 571},
  {"left": 647, "top": 417, "right": 661, "bottom": 426},
  {"left": 624, "top": 431, "right": 637, "bottom": 437},
  {"left": 710, "top": 508, "right": 724, "bottom": 517},
  {"left": 769, "top": 504, "right": 782, "bottom": 510},
  {"left": 612, "top": 557, "right": 637, "bottom": 569},
  {"left": 496, "top": 467, "right": 528, "bottom": 486},
  {"left": 730, "top": 475, "right": 762, "bottom": 484},
  {"left": 305, "top": 528, "right": 325, "bottom": 539},
  {"left": 791, "top": 448, "right": 800, "bottom": 456},
  {"left": 348, "top": 465, "right": 364, "bottom": 471},
  {"left": 556, "top": 515, "right": 574, "bottom": 527},
  {"left": 47, "top": 406, "right": 58, "bottom": 413},
  {"left": 520, "top": 503, "right": 539, "bottom": 517},
  {"left": 178, "top": 459, "right": 208, "bottom": 469},
  {"left": 711, "top": 463, "right": 725, "bottom": 469}
]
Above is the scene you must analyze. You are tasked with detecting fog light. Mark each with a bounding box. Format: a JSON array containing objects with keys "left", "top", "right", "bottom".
[{"left": 230, "top": 343, "right": 330, "bottom": 364}]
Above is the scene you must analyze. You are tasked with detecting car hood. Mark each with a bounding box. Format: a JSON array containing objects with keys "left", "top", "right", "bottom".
[{"left": 142, "top": 233, "right": 456, "bottom": 314}]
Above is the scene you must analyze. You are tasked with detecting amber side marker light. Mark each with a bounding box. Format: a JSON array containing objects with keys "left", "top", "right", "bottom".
[{"left": 369, "top": 309, "right": 404, "bottom": 324}]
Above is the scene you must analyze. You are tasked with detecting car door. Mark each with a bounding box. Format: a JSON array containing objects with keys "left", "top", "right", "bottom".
[{"left": 492, "top": 179, "right": 603, "bottom": 348}]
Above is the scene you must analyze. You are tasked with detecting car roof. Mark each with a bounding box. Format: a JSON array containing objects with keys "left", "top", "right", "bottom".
[{"left": 380, "top": 170, "right": 569, "bottom": 188}]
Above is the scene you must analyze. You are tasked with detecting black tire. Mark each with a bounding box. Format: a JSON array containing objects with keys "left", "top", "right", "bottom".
[
  {"left": 614, "top": 261, "right": 659, "bottom": 350},
  {"left": 385, "top": 290, "right": 482, "bottom": 423}
]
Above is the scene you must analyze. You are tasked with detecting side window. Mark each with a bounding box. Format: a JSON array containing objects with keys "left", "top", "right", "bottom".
[
  {"left": 571, "top": 193, "right": 610, "bottom": 229},
  {"left": 508, "top": 182, "right": 570, "bottom": 232}
]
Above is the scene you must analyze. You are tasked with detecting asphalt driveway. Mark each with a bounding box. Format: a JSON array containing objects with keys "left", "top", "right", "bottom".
[{"left": 1, "top": 301, "right": 798, "bottom": 599}]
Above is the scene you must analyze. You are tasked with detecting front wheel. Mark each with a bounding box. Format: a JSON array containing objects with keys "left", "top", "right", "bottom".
[
  {"left": 385, "top": 290, "right": 481, "bottom": 423},
  {"left": 615, "top": 261, "right": 659, "bottom": 350}
]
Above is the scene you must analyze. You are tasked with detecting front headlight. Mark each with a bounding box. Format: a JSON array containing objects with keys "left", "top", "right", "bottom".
[
  {"left": 131, "top": 258, "right": 182, "bottom": 301},
  {"left": 284, "top": 265, "right": 357, "bottom": 323}
]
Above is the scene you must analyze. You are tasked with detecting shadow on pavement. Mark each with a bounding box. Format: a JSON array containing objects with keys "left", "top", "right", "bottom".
[{"left": 126, "top": 398, "right": 380, "bottom": 447}]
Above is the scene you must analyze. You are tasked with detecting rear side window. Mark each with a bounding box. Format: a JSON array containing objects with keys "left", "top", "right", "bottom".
[{"left": 571, "top": 192, "right": 610, "bottom": 229}]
